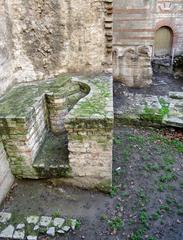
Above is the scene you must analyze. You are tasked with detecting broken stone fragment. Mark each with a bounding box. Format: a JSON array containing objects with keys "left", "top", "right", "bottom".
[
  {"left": 47, "top": 227, "right": 55, "bottom": 237},
  {"left": 53, "top": 217, "right": 65, "bottom": 228},
  {"left": 70, "top": 219, "right": 77, "bottom": 230},
  {"left": 13, "top": 229, "right": 25, "bottom": 239},
  {"left": 62, "top": 225, "right": 70, "bottom": 232},
  {"left": 33, "top": 225, "right": 39, "bottom": 231},
  {"left": 57, "top": 229, "right": 65, "bottom": 234},
  {"left": 16, "top": 223, "right": 25, "bottom": 230},
  {"left": 39, "top": 216, "right": 52, "bottom": 227},
  {"left": 0, "top": 225, "right": 15, "bottom": 238},
  {"left": 0, "top": 212, "right": 12, "bottom": 223},
  {"left": 27, "top": 235, "right": 37, "bottom": 240},
  {"left": 26, "top": 216, "right": 39, "bottom": 225}
]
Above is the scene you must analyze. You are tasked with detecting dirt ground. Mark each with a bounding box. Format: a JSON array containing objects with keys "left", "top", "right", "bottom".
[
  {"left": 1, "top": 125, "right": 183, "bottom": 240},
  {"left": 114, "top": 73, "right": 183, "bottom": 111}
]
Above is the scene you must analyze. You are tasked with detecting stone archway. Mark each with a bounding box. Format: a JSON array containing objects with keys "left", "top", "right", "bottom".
[{"left": 154, "top": 26, "right": 173, "bottom": 57}]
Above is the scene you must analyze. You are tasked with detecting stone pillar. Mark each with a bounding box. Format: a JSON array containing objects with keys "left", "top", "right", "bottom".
[
  {"left": 66, "top": 122, "right": 113, "bottom": 192},
  {"left": 113, "top": 46, "right": 153, "bottom": 87},
  {"left": 65, "top": 77, "right": 114, "bottom": 192}
]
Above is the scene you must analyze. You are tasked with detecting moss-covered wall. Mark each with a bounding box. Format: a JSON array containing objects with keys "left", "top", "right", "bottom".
[
  {"left": 0, "top": 75, "right": 114, "bottom": 192},
  {"left": 0, "top": 75, "right": 88, "bottom": 179},
  {"left": 65, "top": 76, "right": 114, "bottom": 191}
]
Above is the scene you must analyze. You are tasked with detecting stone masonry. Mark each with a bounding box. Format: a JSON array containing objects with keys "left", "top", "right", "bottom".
[
  {"left": 113, "top": 0, "right": 183, "bottom": 87},
  {"left": 0, "top": 143, "right": 14, "bottom": 204},
  {"left": 0, "top": 212, "right": 79, "bottom": 239},
  {"left": 0, "top": 0, "right": 112, "bottom": 96},
  {"left": 0, "top": 75, "right": 114, "bottom": 198},
  {"left": 65, "top": 76, "right": 113, "bottom": 191},
  {"left": 0, "top": 76, "right": 86, "bottom": 179},
  {"left": 113, "top": 45, "right": 153, "bottom": 87}
]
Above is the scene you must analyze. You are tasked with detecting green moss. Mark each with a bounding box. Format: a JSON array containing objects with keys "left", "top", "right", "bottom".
[
  {"left": 140, "top": 98, "right": 169, "bottom": 124},
  {"left": 73, "top": 79, "right": 111, "bottom": 117},
  {"left": 11, "top": 212, "right": 25, "bottom": 225},
  {"left": 0, "top": 75, "right": 79, "bottom": 117},
  {"left": 73, "top": 134, "right": 84, "bottom": 142},
  {"left": 96, "top": 179, "right": 112, "bottom": 193}
]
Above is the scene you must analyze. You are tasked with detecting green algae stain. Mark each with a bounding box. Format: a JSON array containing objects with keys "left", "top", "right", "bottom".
[
  {"left": 74, "top": 79, "right": 111, "bottom": 117},
  {"left": 0, "top": 75, "right": 76, "bottom": 117}
]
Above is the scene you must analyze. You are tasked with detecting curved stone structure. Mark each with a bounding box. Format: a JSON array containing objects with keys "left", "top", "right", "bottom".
[{"left": 0, "top": 74, "right": 113, "bottom": 193}]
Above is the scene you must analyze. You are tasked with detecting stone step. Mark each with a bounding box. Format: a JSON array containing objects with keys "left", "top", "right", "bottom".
[
  {"left": 163, "top": 100, "right": 183, "bottom": 128},
  {"left": 33, "top": 132, "right": 70, "bottom": 178}
]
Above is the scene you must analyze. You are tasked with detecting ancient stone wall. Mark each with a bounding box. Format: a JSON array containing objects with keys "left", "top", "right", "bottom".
[
  {"left": 0, "top": 0, "right": 111, "bottom": 96},
  {"left": 47, "top": 83, "right": 85, "bottom": 134},
  {"left": 0, "top": 1, "right": 14, "bottom": 95},
  {"left": 113, "top": 0, "right": 183, "bottom": 87},
  {"left": 0, "top": 75, "right": 113, "bottom": 191},
  {"left": 0, "top": 76, "right": 89, "bottom": 179},
  {"left": 0, "top": 142, "right": 14, "bottom": 203},
  {"left": 65, "top": 76, "right": 113, "bottom": 191},
  {"left": 0, "top": 117, "right": 41, "bottom": 179},
  {"left": 27, "top": 96, "right": 48, "bottom": 161}
]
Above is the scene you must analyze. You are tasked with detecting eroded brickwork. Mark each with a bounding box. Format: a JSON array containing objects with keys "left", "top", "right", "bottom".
[
  {"left": 113, "top": 0, "right": 183, "bottom": 87},
  {"left": 0, "top": 0, "right": 112, "bottom": 95},
  {"left": 0, "top": 142, "right": 14, "bottom": 203}
]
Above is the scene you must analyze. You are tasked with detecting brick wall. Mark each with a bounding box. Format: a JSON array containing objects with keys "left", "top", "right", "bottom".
[
  {"left": 113, "top": 0, "right": 183, "bottom": 54},
  {"left": 65, "top": 76, "right": 114, "bottom": 191},
  {"left": 0, "top": 142, "right": 14, "bottom": 204},
  {"left": 113, "top": 0, "right": 183, "bottom": 86}
]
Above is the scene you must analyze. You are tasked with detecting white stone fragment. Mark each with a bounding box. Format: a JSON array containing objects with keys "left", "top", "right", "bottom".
[
  {"left": 62, "top": 225, "right": 70, "bottom": 232},
  {"left": 71, "top": 219, "right": 77, "bottom": 230},
  {"left": 0, "top": 212, "right": 11, "bottom": 223},
  {"left": 53, "top": 218, "right": 65, "bottom": 228},
  {"left": 16, "top": 223, "right": 25, "bottom": 230},
  {"left": 27, "top": 235, "right": 37, "bottom": 240},
  {"left": 0, "top": 225, "right": 15, "bottom": 238},
  {"left": 27, "top": 216, "right": 39, "bottom": 224},
  {"left": 47, "top": 227, "right": 55, "bottom": 237},
  {"left": 39, "top": 216, "right": 52, "bottom": 227},
  {"left": 57, "top": 229, "right": 65, "bottom": 234},
  {"left": 13, "top": 229, "right": 25, "bottom": 239},
  {"left": 33, "top": 225, "right": 39, "bottom": 231}
]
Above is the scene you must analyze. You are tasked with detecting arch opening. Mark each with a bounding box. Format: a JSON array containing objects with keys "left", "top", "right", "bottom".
[{"left": 154, "top": 26, "right": 173, "bottom": 57}]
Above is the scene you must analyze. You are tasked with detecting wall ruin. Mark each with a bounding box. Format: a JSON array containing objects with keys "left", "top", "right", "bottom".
[
  {"left": 0, "top": 0, "right": 112, "bottom": 95},
  {"left": 113, "top": 0, "right": 183, "bottom": 87},
  {"left": 0, "top": 143, "right": 14, "bottom": 203}
]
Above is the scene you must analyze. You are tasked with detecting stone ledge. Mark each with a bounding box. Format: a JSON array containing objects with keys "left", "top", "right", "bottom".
[
  {"left": 65, "top": 75, "right": 114, "bottom": 130},
  {"left": 0, "top": 75, "right": 87, "bottom": 179}
]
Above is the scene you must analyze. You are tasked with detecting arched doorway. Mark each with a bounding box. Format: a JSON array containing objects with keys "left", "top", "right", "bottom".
[{"left": 154, "top": 26, "right": 173, "bottom": 57}]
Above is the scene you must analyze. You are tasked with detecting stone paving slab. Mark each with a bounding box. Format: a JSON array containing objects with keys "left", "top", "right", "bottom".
[{"left": 0, "top": 212, "right": 79, "bottom": 239}]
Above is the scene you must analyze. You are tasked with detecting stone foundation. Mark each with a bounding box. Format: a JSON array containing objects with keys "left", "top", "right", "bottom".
[
  {"left": 0, "top": 76, "right": 85, "bottom": 179},
  {"left": 0, "top": 142, "right": 14, "bottom": 204},
  {"left": 0, "top": 75, "right": 113, "bottom": 192},
  {"left": 65, "top": 76, "right": 113, "bottom": 191}
]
